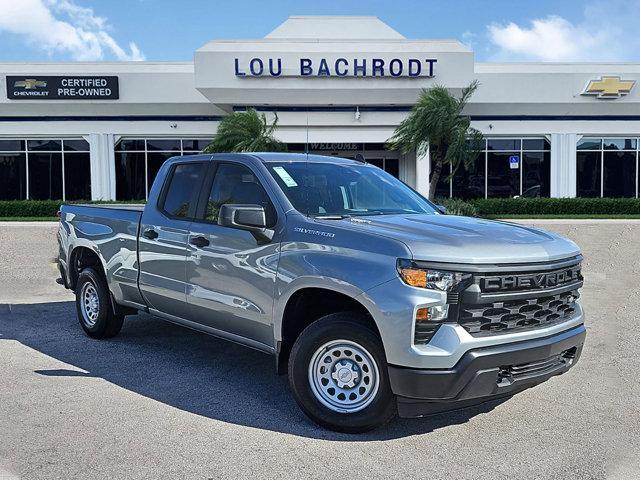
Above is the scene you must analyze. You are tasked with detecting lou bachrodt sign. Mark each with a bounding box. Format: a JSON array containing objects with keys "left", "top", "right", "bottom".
[{"left": 6, "top": 76, "right": 119, "bottom": 100}]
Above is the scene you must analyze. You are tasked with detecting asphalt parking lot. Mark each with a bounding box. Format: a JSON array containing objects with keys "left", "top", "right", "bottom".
[{"left": 1, "top": 220, "right": 639, "bottom": 480}]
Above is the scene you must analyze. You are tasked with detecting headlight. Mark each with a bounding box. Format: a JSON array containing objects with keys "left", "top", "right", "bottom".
[{"left": 396, "top": 259, "right": 470, "bottom": 291}]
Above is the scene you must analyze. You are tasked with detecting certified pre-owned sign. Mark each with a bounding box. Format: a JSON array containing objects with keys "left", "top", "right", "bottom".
[{"left": 6, "top": 76, "right": 119, "bottom": 100}]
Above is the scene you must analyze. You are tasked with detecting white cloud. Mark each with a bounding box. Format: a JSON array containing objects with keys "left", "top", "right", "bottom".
[
  {"left": 486, "top": 1, "right": 640, "bottom": 62},
  {"left": 0, "top": 0, "right": 145, "bottom": 61}
]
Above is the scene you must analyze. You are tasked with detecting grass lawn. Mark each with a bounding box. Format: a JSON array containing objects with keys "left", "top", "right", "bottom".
[{"left": 486, "top": 214, "right": 640, "bottom": 219}]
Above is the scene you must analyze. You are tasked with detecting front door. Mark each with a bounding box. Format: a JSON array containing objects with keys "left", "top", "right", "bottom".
[
  {"left": 185, "top": 161, "right": 281, "bottom": 348},
  {"left": 138, "top": 161, "right": 207, "bottom": 319}
]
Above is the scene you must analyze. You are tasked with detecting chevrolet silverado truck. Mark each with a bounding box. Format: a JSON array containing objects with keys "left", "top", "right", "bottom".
[{"left": 57, "top": 153, "right": 586, "bottom": 432}]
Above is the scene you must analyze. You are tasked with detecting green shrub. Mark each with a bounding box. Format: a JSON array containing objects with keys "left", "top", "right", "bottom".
[
  {"left": 0, "top": 200, "right": 145, "bottom": 218},
  {"left": 469, "top": 198, "right": 640, "bottom": 215},
  {"left": 435, "top": 197, "right": 478, "bottom": 217}
]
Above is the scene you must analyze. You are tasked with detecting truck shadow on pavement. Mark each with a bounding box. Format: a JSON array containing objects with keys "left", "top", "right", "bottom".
[{"left": 1, "top": 301, "right": 508, "bottom": 440}]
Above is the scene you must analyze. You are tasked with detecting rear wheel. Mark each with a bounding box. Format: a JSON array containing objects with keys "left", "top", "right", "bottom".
[
  {"left": 75, "top": 267, "right": 124, "bottom": 339},
  {"left": 288, "top": 312, "right": 396, "bottom": 433}
]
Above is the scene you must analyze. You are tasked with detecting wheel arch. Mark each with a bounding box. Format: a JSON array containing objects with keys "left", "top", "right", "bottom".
[{"left": 275, "top": 281, "right": 381, "bottom": 374}]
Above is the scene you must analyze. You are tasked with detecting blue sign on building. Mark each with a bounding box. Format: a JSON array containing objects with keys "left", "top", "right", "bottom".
[{"left": 234, "top": 57, "right": 437, "bottom": 78}]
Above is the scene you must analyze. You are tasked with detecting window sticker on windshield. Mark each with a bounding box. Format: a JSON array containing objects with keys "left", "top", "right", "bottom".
[{"left": 273, "top": 166, "right": 298, "bottom": 187}]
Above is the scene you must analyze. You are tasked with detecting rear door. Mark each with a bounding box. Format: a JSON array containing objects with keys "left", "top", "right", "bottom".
[
  {"left": 185, "top": 161, "right": 282, "bottom": 347},
  {"left": 138, "top": 161, "right": 207, "bottom": 319}
]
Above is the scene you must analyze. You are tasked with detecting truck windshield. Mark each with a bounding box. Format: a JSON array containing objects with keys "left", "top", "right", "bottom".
[{"left": 268, "top": 161, "right": 438, "bottom": 217}]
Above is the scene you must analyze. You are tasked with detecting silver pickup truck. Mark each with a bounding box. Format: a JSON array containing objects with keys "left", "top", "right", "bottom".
[{"left": 57, "top": 153, "right": 586, "bottom": 432}]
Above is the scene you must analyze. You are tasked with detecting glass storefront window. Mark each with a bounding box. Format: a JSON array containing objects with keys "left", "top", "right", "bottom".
[
  {"left": 438, "top": 138, "right": 550, "bottom": 199},
  {"left": 576, "top": 138, "right": 638, "bottom": 198},
  {"left": 115, "top": 152, "right": 146, "bottom": 201},
  {"left": 577, "top": 138, "right": 602, "bottom": 150},
  {"left": 487, "top": 152, "right": 520, "bottom": 197},
  {"left": 603, "top": 138, "right": 636, "bottom": 151},
  {"left": 0, "top": 138, "right": 90, "bottom": 200},
  {"left": 487, "top": 139, "right": 520, "bottom": 151},
  {"left": 603, "top": 151, "right": 636, "bottom": 197},
  {"left": 28, "top": 152, "right": 63, "bottom": 200},
  {"left": 114, "top": 138, "right": 212, "bottom": 200},
  {"left": 522, "top": 152, "right": 551, "bottom": 197},
  {"left": 0, "top": 153, "right": 27, "bottom": 200},
  {"left": 64, "top": 152, "right": 92, "bottom": 200},
  {"left": 452, "top": 157, "right": 485, "bottom": 199},
  {"left": 576, "top": 152, "right": 601, "bottom": 198}
]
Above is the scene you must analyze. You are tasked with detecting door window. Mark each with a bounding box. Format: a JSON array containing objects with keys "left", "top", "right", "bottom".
[
  {"left": 160, "top": 162, "right": 206, "bottom": 219},
  {"left": 204, "top": 163, "right": 276, "bottom": 226}
]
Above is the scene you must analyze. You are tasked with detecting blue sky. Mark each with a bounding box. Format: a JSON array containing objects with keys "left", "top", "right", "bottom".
[{"left": 0, "top": 0, "right": 638, "bottom": 63}]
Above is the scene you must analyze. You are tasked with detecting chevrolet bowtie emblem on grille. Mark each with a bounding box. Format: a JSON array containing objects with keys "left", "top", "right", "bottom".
[
  {"left": 14, "top": 79, "right": 47, "bottom": 89},
  {"left": 582, "top": 76, "right": 635, "bottom": 98}
]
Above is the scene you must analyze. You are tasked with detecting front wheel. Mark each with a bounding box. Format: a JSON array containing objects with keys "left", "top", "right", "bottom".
[
  {"left": 75, "top": 267, "right": 124, "bottom": 339},
  {"left": 288, "top": 312, "right": 396, "bottom": 433}
]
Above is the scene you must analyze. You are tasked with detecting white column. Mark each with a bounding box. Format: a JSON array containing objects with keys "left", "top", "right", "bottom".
[
  {"left": 550, "top": 133, "right": 579, "bottom": 198},
  {"left": 415, "top": 143, "right": 430, "bottom": 198},
  {"left": 87, "top": 133, "right": 116, "bottom": 200}
]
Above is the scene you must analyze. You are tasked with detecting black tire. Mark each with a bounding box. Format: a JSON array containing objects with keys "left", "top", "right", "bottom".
[
  {"left": 75, "top": 267, "right": 124, "bottom": 339},
  {"left": 288, "top": 312, "right": 396, "bottom": 433}
]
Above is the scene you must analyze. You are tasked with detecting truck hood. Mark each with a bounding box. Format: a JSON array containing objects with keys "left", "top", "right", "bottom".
[{"left": 338, "top": 214, "right": 580, "bottom": 264}]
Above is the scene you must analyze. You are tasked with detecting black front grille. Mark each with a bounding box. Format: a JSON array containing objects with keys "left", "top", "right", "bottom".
[{"left": 459, "top": 290, "right": 579, "bottom": 336}]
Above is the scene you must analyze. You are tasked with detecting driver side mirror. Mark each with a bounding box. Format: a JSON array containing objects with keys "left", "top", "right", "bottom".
[
  {"left": 218, "top": 204, "right": 274, "bottom": 243},
  {"left": 436, "top": 204, "right": 447, "bottom": 214}
]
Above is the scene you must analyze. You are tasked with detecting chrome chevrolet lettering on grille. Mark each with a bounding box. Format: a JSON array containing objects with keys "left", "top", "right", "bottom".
[{"left": 481, "top": 266, "right": 581, "bottom": 292}]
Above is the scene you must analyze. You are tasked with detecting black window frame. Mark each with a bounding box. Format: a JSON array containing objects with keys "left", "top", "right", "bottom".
[{"left": 157, "top": 161, "right": 208, "bottom": 221}]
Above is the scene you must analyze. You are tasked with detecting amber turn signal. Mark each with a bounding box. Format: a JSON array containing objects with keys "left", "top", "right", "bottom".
[{"left": 415, "top": 307, "right": 430, "bottom": 322}]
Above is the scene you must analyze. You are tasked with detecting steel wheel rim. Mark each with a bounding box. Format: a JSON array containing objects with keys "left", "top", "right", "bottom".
[
  {"left": 308, "top": 339, "right": 380, "bottom": 414},
  {"left": 80, "top": 282, "right": 100, "bottom": 327}
]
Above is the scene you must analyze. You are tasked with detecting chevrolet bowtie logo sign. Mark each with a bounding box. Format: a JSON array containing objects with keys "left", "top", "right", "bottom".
[
  {"left": 583, "top": 76, "right": 635, "bottom": 98},
  {"left": 14, "top": 79, "right": 47, "bottom": 89}
]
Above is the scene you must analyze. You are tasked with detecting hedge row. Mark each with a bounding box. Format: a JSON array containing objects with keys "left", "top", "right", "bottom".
[
  {"left": 468, "top": 198, "right": 640, "bottom": 215},
  {"left": 0, "top": 200, "right": 145, "bottom": 218},
  {"left": 1, "top": 198, "right": 640, "bottom": 218}
]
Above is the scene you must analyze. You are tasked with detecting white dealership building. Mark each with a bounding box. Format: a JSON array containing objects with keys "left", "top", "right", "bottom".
[{"left": 1, "top": 16, "right": 639, "bottom": 201}]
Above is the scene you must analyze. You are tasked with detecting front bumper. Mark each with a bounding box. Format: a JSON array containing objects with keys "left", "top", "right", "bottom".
[{"left": 388, "top": 324, "right": 586, "bottom": 418}]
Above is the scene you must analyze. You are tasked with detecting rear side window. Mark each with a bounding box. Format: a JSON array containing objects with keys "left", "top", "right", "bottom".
[{"left": 161, "top": 163, "right": 205, "bottom": 218}]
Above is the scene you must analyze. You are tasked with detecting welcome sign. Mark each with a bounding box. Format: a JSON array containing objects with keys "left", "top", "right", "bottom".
[{"left": 234, "top": 57, "right": 437, "bottom": 78}]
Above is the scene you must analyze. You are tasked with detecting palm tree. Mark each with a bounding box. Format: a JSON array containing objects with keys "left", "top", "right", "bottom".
[
  {"left": 203, "top": 108, "right": 287, "bottom": 153},
  {"left": 387, "top": 80, "right": 484, "bottom": 200}
]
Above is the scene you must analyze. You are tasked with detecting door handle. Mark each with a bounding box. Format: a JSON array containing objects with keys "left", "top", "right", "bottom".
[
  {"left": 142, "top": 228, "right": 158, "bottom": 240},
  {"left": 189, "top": 235, "right": 210, "bottom": 248}
]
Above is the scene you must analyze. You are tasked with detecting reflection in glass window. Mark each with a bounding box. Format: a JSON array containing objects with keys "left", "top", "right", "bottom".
[
  {"left": 206, "top": 163, "right": 276, "bottom": 226},
  {"left": 0, "top": 153, "right": 27, "bottom": 200},
  {"left": 576, "top": 152, "right": 601, "bottom": 197},
  {"left": 147, "top": 152, "right": 175, "bottom": 192},
  {"left": 576, "top": 138, "right": 638, "bottom": 198},
  {"left": 114, "top": 138, "right": 211, "bottom": 200},
  {"left": 162, "top": 163, "right": 205, "bottom": 218},
  {"left": 439, "top": 138, "right": 550, "bottom": 199},
  {"left": 115, "top": 152, "right": 146, "bottom": 201},
  {"left": 452, "top": 156, "right": 485, "bottom": 199},
  {"left": 27, "top": 139, "right": 62, "bottom": 151},
  {"left": 0, "top": 138, "right": 89, "bottom": 200},
  {"left": 29, "top": 152, "right": 63, "bottom": 199},
  {"left": 577, "top": 138, "right": 602, "bottom": 150},
  {"left": 603, "top": 151, "right": 636, "bottom": 197},
  {"left": 522, "top": 152, "right": 550, "bottom": 197},
  {"left": 487, "top": 152, "right": 520, "bottom": 198},
  {"left": 64, "top": 152, "right": 91, "bottom": 200},
  {"left": 603, "top": 138, "right": 636, "bottom": 151}
]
